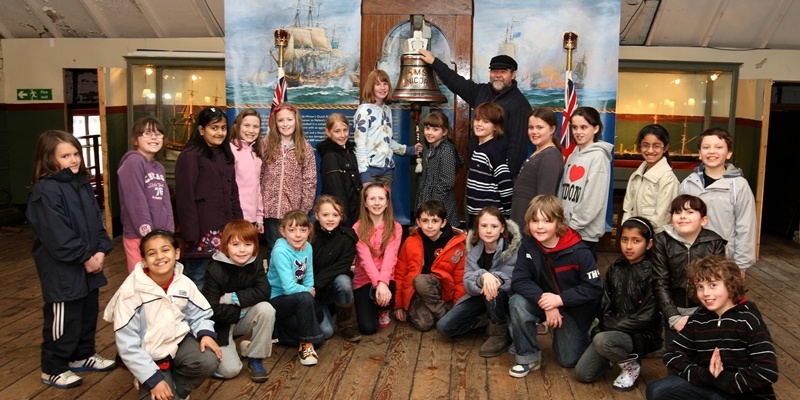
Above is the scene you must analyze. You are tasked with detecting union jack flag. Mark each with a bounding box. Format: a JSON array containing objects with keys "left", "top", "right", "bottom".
[
  {"left": 269, "top": 66, "right": 287, "bottom": 124},
  {"left": 560, "top": 70, "right": 577, "bottom": 158}
]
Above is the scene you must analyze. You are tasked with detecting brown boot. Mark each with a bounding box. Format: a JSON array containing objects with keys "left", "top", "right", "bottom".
[
  {"left": 480, "top": 322, "right": 511, "bottom": 358},
  {"left": 335, "top": 302, "right": 362, "bottom": 342}
]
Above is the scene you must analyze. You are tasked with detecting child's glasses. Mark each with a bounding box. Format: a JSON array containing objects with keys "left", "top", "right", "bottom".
[
  {"left": 640, "top": 143, "right": 664, "bottom": 150},
  {"left": 139, "top": 130, "right": 165, "bottom": 139}
]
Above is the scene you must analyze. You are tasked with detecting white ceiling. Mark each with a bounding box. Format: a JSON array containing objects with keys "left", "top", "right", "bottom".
[{"left": 0, "top": 0, "right": 798, "bottom": 51}]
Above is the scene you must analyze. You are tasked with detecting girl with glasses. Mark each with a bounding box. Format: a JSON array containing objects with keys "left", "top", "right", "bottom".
[{"left": 117, "top": 117, "right": 175, "bottom": 272}]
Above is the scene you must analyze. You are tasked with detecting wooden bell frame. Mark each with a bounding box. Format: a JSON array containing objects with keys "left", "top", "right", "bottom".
[{"left": 360, "top": 0, "right": 474, "bottom": 218}]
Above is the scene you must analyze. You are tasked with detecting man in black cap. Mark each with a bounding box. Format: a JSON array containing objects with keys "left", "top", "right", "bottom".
[{"left": 419, "top": 50, "right": 531, "bottom": 177}]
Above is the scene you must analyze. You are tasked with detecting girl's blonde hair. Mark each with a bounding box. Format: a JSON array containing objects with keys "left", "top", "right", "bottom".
[
  {"left": 325, "top": 113, "right": 349, "bottom": 132},
  {"left": 231, "top": 108, "right": 263, "bottom": 158},
  {"left": 279, "top": 209, "right": 315, "bottom": 242},
  {"left": 32, "top": 130, "right": 88, "bottom": 183},
  {"left": 357, "top": 182, "right": 396, "bottom": 257},
  {"left": 314, "top": 194, "right": 346, "bottom": 223},
  {"left": 361, "top": 70, "right": 392, "bottom": 104},
  {"left": 524, "top": 195, "right": 569, "bottom": 237},
  {"left": 423, "top": 111, "right": 453, "bottom": 142},
  {"left": 264, "top": 102, "right": 307, "bottom": 165}
]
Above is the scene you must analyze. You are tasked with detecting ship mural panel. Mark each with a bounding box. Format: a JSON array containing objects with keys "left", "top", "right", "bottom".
[{"left": 225, "top": 0, "right": 361, "bottom": 107}]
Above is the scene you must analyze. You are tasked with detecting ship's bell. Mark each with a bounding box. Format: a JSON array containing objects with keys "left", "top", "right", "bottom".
[{"left": 393, "top": 53, "right": 447, "bottom": 104}]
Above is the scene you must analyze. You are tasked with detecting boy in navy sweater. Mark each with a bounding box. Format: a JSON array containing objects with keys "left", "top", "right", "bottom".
[
  {"left": 646, "top": 255, "right": 778, "bottom": 399},
  {"left": 508, "top": 195, "right": 602, "bottom": 378}
]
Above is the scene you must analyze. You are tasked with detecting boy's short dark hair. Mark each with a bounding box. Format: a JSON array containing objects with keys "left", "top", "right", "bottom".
[
  {"left": 416, "top": 200, "right": 447, "bottom": 221},
  {"left": 687, "top": 255, "right": 745, "bottom": 304},
  {"left": 669, "top": 194, "right": 708, "bottom": 217},
  {"left": 697, "top": 127, "right": 733, "bottom": 152}
]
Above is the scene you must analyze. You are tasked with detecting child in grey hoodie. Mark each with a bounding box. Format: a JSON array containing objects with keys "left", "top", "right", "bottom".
[{"left": 559, "top": 107, "right": 614, "bottom": 259}]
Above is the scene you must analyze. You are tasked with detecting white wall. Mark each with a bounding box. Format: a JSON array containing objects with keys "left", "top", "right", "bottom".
[
  {"left": 1, "top": 38, "right": 224, "bottom": 104},
  {"left": 620, "top": 46, "right": 800, "bottom": 82}
]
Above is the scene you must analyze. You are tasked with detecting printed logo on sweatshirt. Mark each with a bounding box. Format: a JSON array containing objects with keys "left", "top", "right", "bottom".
[
  {"left": 295, "top": 256, "right": 308, "bottom": 282},
  {"left": 568, "top": 165, "right": 585, "bottom": 182},
  {"left": 178, "top": 290, "right": 188, "bottom": 296},
  {"left": 586, "top": 269, "right": 600, "bottom": 280},
  {"left": 561, "top": 183, "right": 581, "bottom": 202}
]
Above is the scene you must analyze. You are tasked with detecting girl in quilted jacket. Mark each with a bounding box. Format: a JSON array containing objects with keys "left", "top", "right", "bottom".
[{"left": 260, "top": 103, "right": 317, "bottom": 260}]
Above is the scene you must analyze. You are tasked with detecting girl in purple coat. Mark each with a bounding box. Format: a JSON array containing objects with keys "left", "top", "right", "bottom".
[
  {"left": 175, "top": 107, "right": 243, "bottom": 289},
  {"left": 117, "top": 117, "right": 174, "bottom": 272}
]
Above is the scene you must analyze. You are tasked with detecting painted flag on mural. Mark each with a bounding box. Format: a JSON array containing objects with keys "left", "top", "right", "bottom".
[{"left": 560, "top": 70, "right": 577, "bottom": 158}]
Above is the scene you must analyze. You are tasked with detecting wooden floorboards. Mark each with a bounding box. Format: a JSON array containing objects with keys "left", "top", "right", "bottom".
[{"left": 0, "top": 227, "right": 799, "bottom": 399}]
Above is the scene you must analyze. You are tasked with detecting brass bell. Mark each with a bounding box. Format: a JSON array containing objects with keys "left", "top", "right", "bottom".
[
  {"left": 394, "top": 54, "right": 447, "bottom": 104},
  {"left": 393, "top": 15, "right": 447, "bottom": 105}
]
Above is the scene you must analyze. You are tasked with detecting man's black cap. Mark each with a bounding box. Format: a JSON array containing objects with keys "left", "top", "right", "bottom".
[{"left": 489, "top": 55, "right": 518, "bottom": 71}]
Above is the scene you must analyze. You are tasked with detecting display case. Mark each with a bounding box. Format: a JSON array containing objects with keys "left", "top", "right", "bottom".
[
  {"left": 125, "top": 51, "right": 225, "bottom": 152},
  {"left": 616, "top": 60, "right": 740, "bottom": 169}
]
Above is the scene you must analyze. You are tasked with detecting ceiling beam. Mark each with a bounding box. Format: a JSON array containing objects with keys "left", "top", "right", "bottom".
[
  {"left": 0, "top": 20, "right": 14, "bottom": 38},
  {"left": 191, "top": 0, "right": 224, "bottom": 36},
  {"left": 76, "top": 0, "right": 115, "bottom": 37},
  {"left": 22, "top": 0, "right": 63, "bottom": 38},
  {"left": 700, "top": 0, "right": 729, "bottom": 47},
  {"left": 133, "top": 0, "right": 166, "bottom": 38},
  {"left": 755, "top": 0, "right": 794, "bottom": 49}
]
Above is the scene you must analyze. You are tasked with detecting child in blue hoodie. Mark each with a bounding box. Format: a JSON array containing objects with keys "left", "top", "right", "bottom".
[{"left": 508, "top": 195, "right": 602, "bottom": 378}]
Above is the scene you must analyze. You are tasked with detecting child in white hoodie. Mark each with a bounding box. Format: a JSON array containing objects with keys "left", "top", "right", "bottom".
[{"left": 104, "top": 230, "right": 221, "bottom": 400}]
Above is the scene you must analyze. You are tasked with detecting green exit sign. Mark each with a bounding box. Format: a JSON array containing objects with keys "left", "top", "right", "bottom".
[{"left": 17, "top": 89, "right": 52, "bottom": 101}]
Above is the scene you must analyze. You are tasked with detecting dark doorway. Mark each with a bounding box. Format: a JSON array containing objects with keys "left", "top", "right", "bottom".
[{"left": 762, "top": 83, "right": 800, "bottom": 237}]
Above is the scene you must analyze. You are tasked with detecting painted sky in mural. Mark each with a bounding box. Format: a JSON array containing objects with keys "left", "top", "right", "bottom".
[
  {"left": 472, "top": 0, "right": 620, "bottom": 110},
  {"left": 225, "top": 0, "right": 361, "bottom": 107}
]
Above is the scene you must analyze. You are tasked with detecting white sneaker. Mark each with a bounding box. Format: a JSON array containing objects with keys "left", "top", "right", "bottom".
[
  {"left": 238, "top": 340, "right": 252, "bottom": 358},
  {"left": 298, "top": 342, "right": 318, "bottom": 366},
  {"left": 69, "top": 353, "right": 117, "bottom": 372},
  {"left": 41, "top": 370, "right": 82, "bottom": 388},
  {"left": 612, "top": 357, "right": 641, "bottom": 391}
]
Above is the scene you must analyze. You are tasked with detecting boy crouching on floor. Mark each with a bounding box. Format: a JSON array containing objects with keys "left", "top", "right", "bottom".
[{"left": 646, "top": 255, "right": 778, "bottom": 400}]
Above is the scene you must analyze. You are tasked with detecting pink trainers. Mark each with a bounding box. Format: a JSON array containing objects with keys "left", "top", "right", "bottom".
[{"left": 378, "top": 310, "right": 391, "bottom": 328}]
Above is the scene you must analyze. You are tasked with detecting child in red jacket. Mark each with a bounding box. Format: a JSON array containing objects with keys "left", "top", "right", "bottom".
[{"left": 394, "top": 200, "right": 466, "bottom": 331}]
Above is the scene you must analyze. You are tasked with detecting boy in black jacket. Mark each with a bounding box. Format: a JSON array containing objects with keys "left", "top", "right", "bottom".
[
  {"left": 202, "top": 220, "right": 274, "bottom": 383},
  {"left": 647, "top": 255, "right": 778, "bottom": 399}
]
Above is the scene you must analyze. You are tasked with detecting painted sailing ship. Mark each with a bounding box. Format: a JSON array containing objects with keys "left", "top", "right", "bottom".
[
  {"left": 275, "top": 0, "right": 347, "bottom": 87},
  {"left": 497, "top": 19, "right": 523, "bottom": 60}
]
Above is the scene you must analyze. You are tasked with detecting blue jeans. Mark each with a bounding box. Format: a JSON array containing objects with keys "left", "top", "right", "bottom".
[
  {"left": 184, "top": 258, "right": 211, "bottom": 290},
  {"left": 509, "top": 294, "right": 591, "bottom": 368},
  {"left": 646, "top": 375, "right": 730, "bottom": 399},
  {"left": 436, "top": 292, "right": 509, "bottom": 337},
  {"left": 270, "top": 292, "right": 324, "bottom": 346},
  {"left": 319, "top": 274, "right": 354, "bottom": 339}
]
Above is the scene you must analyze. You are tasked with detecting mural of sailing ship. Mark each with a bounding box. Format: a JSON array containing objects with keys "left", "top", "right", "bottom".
[{"left": 246, "top": 0, "right": 349, "bottom": 88}]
